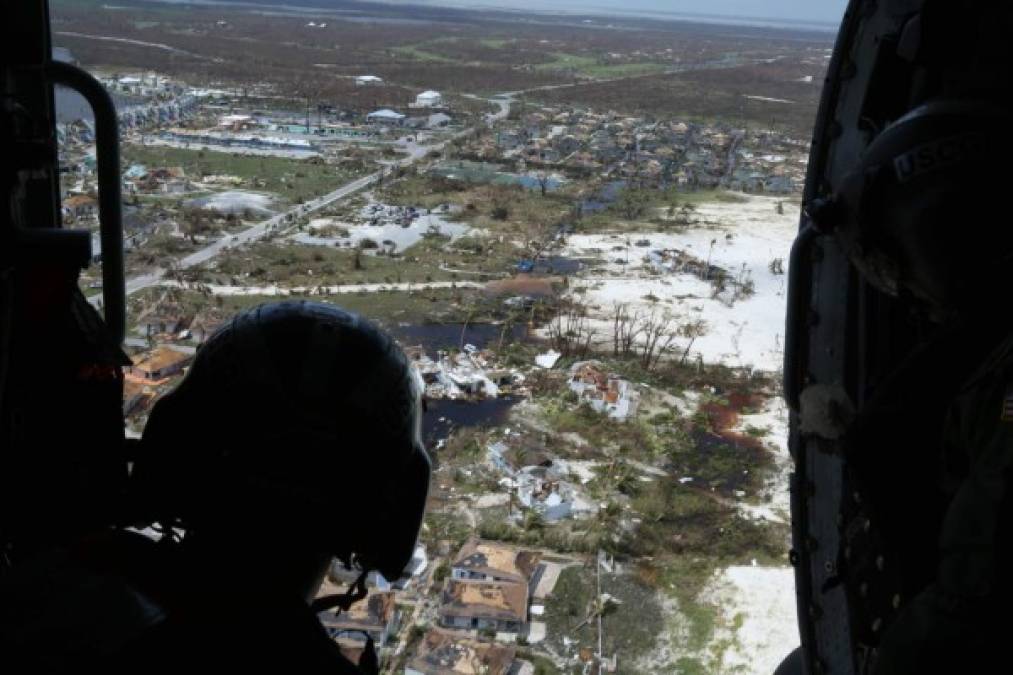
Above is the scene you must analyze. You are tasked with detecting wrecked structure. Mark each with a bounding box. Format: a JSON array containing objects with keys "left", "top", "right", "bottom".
[
  {"left": 405, "top": 346, "right": 525, "bottom": 401},
  {"left": 514, "top": 465, "right": 593, "bottom": 522},
  {"left": 486, "top": 442, "right": 594, "bottom": 522},
  {"left": 568, "top": 361, "right": 640, "bottom": 420},
  {"left": 439, "top": 580, "right": 528, "bottom": 634},
  {"left": 124, "top": 346, "right": 193, "bottom": 385},
  {"left": 451, "top": 538, "right": 540, "bottom": 585},
  {"left": 317, "top": 586, "right": 399, "bottom": 648},
  {"left": 405, "top": 631, "right": 516, "bottom": 675},
  {"left": 439, "top": 539, "right": 541, "bottom": 634}
]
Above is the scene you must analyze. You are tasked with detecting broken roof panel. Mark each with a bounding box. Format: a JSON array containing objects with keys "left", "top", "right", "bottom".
[
  {"left": 440, "top": 580, "right": 527, "bottom": 624},
  {"left": 128, "top": 345, "right": 192, "bottom": 375},
  {"left": 407, "top": 631, "right": 516, "bottom": 675},
  {"left": 452, "top": 538, "right": 540, "bottom": 583}
]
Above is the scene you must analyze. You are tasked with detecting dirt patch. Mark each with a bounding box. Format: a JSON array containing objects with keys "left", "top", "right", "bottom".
[
  {"left": 701, "top": 391, "right": 764, "bottom": 432},
  {"left": 484, "top": 274, "right": 562, "bottom": 298}
]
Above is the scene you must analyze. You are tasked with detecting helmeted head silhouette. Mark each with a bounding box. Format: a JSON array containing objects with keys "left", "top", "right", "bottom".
[
  {"left": 134, "top": 301, "right": 430, "bottom": 582},
  {"left": 829, "top": 99, "right": 1013, "bottom": 318}
]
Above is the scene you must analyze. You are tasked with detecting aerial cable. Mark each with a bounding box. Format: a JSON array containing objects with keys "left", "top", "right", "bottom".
[{"left": 309, "top": 568, "right": 368, "bottom": 615}]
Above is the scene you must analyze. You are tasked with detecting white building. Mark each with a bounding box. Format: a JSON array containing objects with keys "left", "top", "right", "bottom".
[
  {"left": 355, "top": 75, "right": 383, "bottom": 86},
  {"left": 366, "top": 108, "right": 406, "bottom": 126},
  {"left": 414, "top": 90, "right": 443, "bottom": 108},
  {"left": 218, "top": 114, "right": 254, "bottom": 130}
]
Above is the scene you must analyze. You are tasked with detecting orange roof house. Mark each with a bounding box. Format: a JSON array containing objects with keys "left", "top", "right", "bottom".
[
  {"left": 124, "top": 346, "right": 193, "bottom": 385},
  {"left": 438, "top": 580, "right": 528, "bottom": 634}
]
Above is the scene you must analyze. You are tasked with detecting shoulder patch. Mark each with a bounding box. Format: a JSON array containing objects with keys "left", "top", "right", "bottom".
[{"left": 1002, "top": 385, "right": 1013, "bottom": 422}]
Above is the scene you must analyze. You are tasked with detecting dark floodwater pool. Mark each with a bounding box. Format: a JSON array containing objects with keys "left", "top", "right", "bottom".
[
  {"left": 530, "top": 256, "right": 582, "bottom": 275},
  {"left": 389, "top": 322, "right": 530, "bottom": 448},
  {"left": 423, "top": 397, "right": 520, "bottom": 449}
]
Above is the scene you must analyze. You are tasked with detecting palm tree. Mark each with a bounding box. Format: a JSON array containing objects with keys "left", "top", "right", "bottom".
[
  {"left": 523, "top": 510, "right": 545, "bottom": 533},
  {"left": 572, "top": 594, "right": 621, "bottom": 632}
]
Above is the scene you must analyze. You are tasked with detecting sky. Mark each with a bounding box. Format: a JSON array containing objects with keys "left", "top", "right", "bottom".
[{"left": 397, "top": 0, "right": 849, "bottom": 25}]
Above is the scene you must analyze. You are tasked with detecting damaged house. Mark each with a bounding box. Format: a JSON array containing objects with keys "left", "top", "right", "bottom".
[
  {"left": 317, "top": 585, "right": 399, "bottom": 647},
  {"left": 405, "top": 346, "right": 523, "bottom": 401},
  {"left": 439, "top": 539, "right": 541, "bottom": 634},
  {"left": 486, "top": 444, "right": 592, "bottom": 522},
  {"left": 568, "top": 361, "right": 640, "bottom": 420},
  {"left": 514, "top": 465, "right": 593, "bottom": 522},
  {"left": 124, "top": 346, "right": 193, "bottom": 385},
  {"left": 451, "top": 538, "right": 540, "bottom": 586},
  {"left": 405, "top": 631, "right": 516, "bottom": 675},
  {"left": 438, "top": 580, "right": 528, "bottom": 634}
]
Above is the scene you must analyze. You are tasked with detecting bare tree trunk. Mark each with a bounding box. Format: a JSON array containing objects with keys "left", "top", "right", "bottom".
[
  {"left": 639, "top": 311, "right": 678, "bottom": 370},
  {"left": 678, "top": 319, "right": 708, "bottom": 366},
  {"left": 679, "top": 337, "right": 698, "bottom": 366},
  {"left": 460, "top": 305, "right": 476, "bottom": 350}
]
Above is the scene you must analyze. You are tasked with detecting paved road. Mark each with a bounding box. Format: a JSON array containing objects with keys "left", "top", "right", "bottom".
[
  {"left": 54, "top": 31, "right": 218, "bottom": 62},
  {"left": 498, "top": 55, "right": 764, "bottom": 98},
  {"left": 95, "top": 172, "right": 381, "bottom": 306}
]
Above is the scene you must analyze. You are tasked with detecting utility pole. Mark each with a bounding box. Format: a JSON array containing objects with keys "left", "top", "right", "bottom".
[{"left": 596, "top": 550, "right": 604, "bottom": 674}]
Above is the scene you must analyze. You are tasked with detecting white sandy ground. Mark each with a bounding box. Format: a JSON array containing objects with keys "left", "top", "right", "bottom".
[
  {"left": 734, "top": 395, "right": 792, "bottom": 525},
  {"left": 293, "top": 211, "right": 470, "bottom": 251},
  {"left": 561, "top": 193, "right": 798, "bottom": 373},
  {"left": 563, "top": 195, "right": 800, "bottom": 672},
  {"left": 701, "top": 565, "right": 799, "bottom": 674},
  {"left": 144, "top": 137, "right": 321, "bottom": 159}
]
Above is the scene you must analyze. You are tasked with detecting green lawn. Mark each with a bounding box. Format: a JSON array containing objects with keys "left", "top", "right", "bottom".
[
  {"left": 121, "top": 144, "right": 365, "bottom": 204},
  {"left": 125, "top": 285, "right": 500, "bottom": 338},
  {"left": 204, "top": 242, "right": 436, "bottom": 287},
  {"left": 542, "top": 565, "right": 664, "bottom": 675},
  {"left": 478, "top": 38, "right": 512, "bottom": 49},
  {"left": 391, "top": 44, "right": 456, "bottom": 63},
  {"left": 534, "top": 52, "right": 669, "bottom": 79}
]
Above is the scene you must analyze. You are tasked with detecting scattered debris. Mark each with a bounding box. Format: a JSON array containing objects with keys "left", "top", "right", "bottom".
[{"left": 534, "top": 350, "right": 561, "bottom": 369}]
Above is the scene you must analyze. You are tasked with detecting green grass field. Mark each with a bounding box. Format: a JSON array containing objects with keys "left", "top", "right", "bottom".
[
  {"left": 122, "top": 144, "right": 365, "bottom": 204},
  {"left": 535, "top": 52, "right": 670, "bottom": 79},
  {"left": 390, "top": 44, "right": 456, "bottom": 63}
]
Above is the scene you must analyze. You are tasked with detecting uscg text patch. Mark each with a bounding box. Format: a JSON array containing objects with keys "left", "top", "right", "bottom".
[{"left": 1002, "top": 385, "right": 1013, "bottom": 422}]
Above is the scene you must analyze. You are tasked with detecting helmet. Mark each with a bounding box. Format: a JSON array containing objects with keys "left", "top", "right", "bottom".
[
  {"left": 828, "top": 99, "right": 1013, "bottom": 316},
  {"left": 133, "top": 301, "right": 430, "bottom": 582}
]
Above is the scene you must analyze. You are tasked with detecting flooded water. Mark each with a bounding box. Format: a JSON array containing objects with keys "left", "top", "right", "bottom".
[
  {"left": 509, "top": 174, "right": 564, "bottom": 191},
  {"left": 530, "top": 256, "right": 582, "bottom": 275},
  {"left": 579, "top": 180, "right": 627, "bottom": 214},
  {"left": 391, "top": 322, "right": 528, "bottom": 353},
  {"left": 294, "top": 213, "right": 469, "bottom": 252},
  {"left": 423, "top": 397, "right": 519, "bottom": 448},
  {"left": 430, "top": 161, "right": 564, "bottom": 192},
  {"left": 186, "top": 191, "right": 275, "bottom": 216},
  {"left": 55, "top": 88, "right": 144, "bottom": 124}
]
